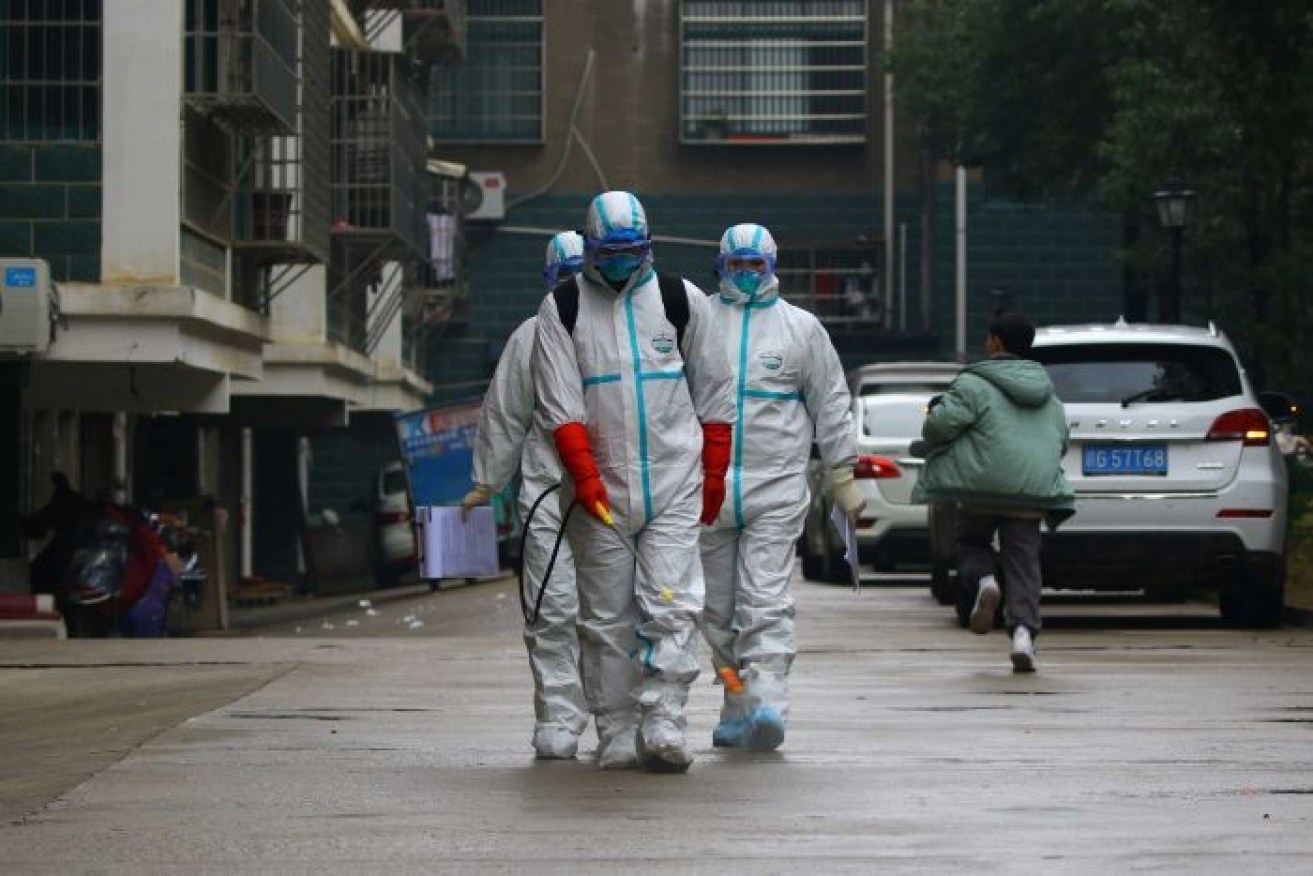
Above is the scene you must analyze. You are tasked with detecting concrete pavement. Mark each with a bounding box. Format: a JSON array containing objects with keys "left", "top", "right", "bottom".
[{"left": 3, "top": 573, "right": 1313, "bottom": 873}]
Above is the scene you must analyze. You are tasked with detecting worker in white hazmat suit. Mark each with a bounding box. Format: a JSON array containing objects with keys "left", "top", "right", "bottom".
[
  {"left": 532, "top": 191, "right": 736, "bottom": 772},
  {"left": 699, "top": 222, "right": 864, "bottom": 751},
  {"left": 462, "top": 231, "right": 588, "bottom": 759}
]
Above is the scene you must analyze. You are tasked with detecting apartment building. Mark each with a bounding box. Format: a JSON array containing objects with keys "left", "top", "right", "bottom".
[{"left": 0, "top": 1, "right": 466, "bottom": 603}]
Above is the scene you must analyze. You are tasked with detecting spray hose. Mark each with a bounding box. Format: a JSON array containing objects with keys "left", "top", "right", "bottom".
[
  {"left": 518, "top": 483, "right": 574, "bottom": 625},
  {"left": 517, "top": 487, "right": 635, "bottom": 625}
]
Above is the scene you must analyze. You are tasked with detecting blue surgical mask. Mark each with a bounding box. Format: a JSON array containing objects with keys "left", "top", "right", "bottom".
[
  {"left": 731, "top": 270, "right": 764, "bottom": 296},
  {"left": 597, "top": 254, "right": 644, "bottom": 283}
]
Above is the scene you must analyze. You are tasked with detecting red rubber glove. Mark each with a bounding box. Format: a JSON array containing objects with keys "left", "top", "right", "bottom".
[
  {"left": 700, "top": 422, "right": 732, "bottom": 525},
  {"left": 554, "top": 422, "right": 611, "bottom": 523}
]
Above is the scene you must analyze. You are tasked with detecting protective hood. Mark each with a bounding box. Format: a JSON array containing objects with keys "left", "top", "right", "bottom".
[
  {"left": 543, "top": 230, "right": 584, "bottom": 290},
  {"left": 967, "top": 357, "right": 1055, "bottom": 408},
  {"left": 582, "top": 191, "right": 653, "bottom": 294},
  {"left": 716, "top": 223, "right": 780, "bottom": 306}
]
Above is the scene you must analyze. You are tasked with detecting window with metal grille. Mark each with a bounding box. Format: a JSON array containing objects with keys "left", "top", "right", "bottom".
[
  {"left": 680, "top": 0, "right": 868, "bottom": 145},
  {"left": 0, "top": 0, "right": 101, "bottom": 142},
  {"left": 428, "top": 0, "right": 542, "bottom": 143}
]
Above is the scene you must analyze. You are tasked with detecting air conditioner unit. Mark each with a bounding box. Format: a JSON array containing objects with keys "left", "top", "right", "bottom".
[
  {"left": 463, "top": 171, "right": 507, "bottom": 222},
  {"left": 0, "top": 258, "right": 52, "bottom": 354}
]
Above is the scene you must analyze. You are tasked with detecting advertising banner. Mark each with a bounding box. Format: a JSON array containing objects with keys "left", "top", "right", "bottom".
[{"left": 393, "top": 400, "right": 482, "bottom": 507}]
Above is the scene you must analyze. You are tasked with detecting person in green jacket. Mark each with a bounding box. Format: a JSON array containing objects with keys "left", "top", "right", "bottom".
[{"left": 912, "top": 311, "right": 1074, "bottom": 672}]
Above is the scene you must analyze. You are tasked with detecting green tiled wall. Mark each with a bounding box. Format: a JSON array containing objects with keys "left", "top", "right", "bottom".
[
  {"left": 424, "top": 190, "right": 1121, "bottom": 395},
  {"left": 933, "top": 184, "right": 1123, "bottom": 358},
  {"left": 0, "top": 144, "right": 101, "bottom": 282}
]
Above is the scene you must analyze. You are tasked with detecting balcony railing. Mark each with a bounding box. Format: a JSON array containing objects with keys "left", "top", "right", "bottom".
[
  {"left": 184, "top": 0, "right": 300, "bottom": 136},
  {"left": 231, "top": 0, "right": 331, "bottom": 264},
  {"left": 775, "top": 237, "right": 888, "bottom": 332},
  {"left": 330, "top": 49, "right": 427, "bottom": 260}
]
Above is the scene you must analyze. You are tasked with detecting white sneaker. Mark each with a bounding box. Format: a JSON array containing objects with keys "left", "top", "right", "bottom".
[
  {"left": 970, "top": 575, "right": 1001, "bottom": 635},
  {"left": 1010, "top": 626, "right": 1036, "bottom": 673}
]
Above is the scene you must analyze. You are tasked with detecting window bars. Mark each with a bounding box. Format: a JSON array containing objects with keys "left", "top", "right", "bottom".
[
  {"left": 232, "top": 0, "right": 331, "bottom": 264},
  {"left": 0, "top": 0, "right": 102, "bottom": 142},
  {"left": 330, "top": 48, "right": 426, "bottom": 257},
  {"left": 183, "top": 0, "right": 300, "bottom": 136},
  {"left": 428, "top": 0, "right": 542, "bottom": 142},
  {"left": 680, "top": 0, "right": 868, "bottom": 145}
]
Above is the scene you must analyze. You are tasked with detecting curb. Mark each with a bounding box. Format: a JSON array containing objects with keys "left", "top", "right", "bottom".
[{"left": 215, "top": 581, "right": 437, "bottom": 634}]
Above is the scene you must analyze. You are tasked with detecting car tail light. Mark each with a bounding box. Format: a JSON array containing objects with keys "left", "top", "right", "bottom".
[
  {"left": 376, "top": 511, "right": 410, "bottom": 524},
  {"left": 1206, "top": 408, "right": 1271, "bottom": 447},
  {"left": 1216, "top": 509, "right": 1274, "bottom": 519},
  {"left": 854, "top": 455, "right": 901, "bottom": 479}
]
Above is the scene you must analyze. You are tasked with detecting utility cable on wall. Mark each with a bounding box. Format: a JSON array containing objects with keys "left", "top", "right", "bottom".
[{"left": 505, "top": 49, "right": 600, "bottom": 211}]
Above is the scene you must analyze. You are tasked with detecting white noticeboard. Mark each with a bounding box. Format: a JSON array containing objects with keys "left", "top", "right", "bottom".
[{"left": 417, "top": 506, "right": 499, "bottom": 579}]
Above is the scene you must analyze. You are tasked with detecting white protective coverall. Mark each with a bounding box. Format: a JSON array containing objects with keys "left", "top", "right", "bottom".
[
  {"left": 532, "top": 192, "right": 736, "bottom": 771},
  {"left": 469, "top": 232, "right": 588, "bottom": 759},
  {"left": 700, "top": 223, "right": 858, "bottom": 751}
]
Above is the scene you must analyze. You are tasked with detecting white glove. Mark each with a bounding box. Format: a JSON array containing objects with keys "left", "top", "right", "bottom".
[
  {"left": 460, "top": 483, "right": 495, "bottom": 520},
  {"left": 830, "top": 466, "right": 866, "bottom": 522}
]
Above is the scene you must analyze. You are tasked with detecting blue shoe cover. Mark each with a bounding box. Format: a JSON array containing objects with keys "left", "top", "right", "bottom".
[
  {"left": 745, "top": 707, "right": 785, "bottom": 752},
  {"left": 712, "top": 718, "right": 748, "bottom": 748}
]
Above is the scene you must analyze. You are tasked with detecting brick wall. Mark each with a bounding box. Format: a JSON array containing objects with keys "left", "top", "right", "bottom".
[{"left": 0, "top": 144, "right": 101, "bottom": 282}]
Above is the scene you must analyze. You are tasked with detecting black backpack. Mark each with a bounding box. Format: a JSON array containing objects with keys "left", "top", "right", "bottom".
[{"left": 551, "top": 271, "right": 691, "bottom": 352}]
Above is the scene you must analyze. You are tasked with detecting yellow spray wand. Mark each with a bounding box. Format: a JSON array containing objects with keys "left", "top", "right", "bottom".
[{"left": 592, "top": 502, "right": 676, "bottom": 602}]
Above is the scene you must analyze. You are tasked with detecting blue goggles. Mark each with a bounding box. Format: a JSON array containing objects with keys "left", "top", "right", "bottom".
[
  {"left": 586, "top": 230, "right": 652, "bottom": 262},
  {"left": 544, "top": 256, "right": 584, "bottom": 289},
  {"left": 715, "top": 250, "right": 775, "bottom": 278}
]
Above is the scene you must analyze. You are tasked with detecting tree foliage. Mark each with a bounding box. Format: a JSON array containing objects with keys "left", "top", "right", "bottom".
[{"left": 890, "top": 0, "right": 1313, "bottom": 392}]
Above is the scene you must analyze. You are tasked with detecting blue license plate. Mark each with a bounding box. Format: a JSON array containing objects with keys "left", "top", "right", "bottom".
[{"left": 1082, "top": 444, "right": 1168, "bottom": 476}]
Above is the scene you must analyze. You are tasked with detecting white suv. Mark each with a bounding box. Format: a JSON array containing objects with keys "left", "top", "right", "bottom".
[{"left": 933, "top": 320, "right": 1288, "bottom": 626}]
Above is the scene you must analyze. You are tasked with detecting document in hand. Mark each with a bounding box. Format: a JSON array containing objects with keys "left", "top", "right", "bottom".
[
  {"left": 418, "top": 505, "right": 499, "bottom": 579},
  {"left": 829, "top": 504, "right": 861, "bottom": 592}
]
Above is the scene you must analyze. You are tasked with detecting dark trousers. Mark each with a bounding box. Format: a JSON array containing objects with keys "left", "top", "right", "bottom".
[{"left": 957, "top": 509, "right": 1043, "bottom": 634}]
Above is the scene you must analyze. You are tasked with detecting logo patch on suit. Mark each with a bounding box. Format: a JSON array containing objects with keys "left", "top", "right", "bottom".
[
  {"left": 759, "top": 350, "right": 784, "bottom": 371},
  {"left": 651, "top": 330, "right": 675, "bottom": 355}
]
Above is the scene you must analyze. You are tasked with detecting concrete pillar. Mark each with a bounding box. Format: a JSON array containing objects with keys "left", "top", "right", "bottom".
[
  {"left": 101, "top": 0, "right": 183, "bottom": 285},
  {"left": 240, "top": 427, "right": 253, "bottom": 579},
  {"left": 270, "top": 265, "right": 329, "bottom": 344}
]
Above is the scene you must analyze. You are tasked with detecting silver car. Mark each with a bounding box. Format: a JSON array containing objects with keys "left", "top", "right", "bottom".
[
  {"left": 931, "top": 321, "right": 1288, "bottom": 626},
  {"left": 801, "top": 362, "right": 961, "bottom": 582}
]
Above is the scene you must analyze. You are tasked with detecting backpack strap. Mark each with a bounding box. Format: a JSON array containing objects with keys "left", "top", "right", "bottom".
[
  {"left": 551, "top": 277, "right": 580, "bottom": 336},
  {"left": 656, "top": 272, "right": 690, "bottom": 353},
  {"left": 554, "top": 272, "right": 689, "bottom": 348}
]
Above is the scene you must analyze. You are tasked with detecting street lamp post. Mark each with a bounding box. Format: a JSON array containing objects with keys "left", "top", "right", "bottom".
[{"left": 1153, "top": 175, "right": 1196, "bottom": 324}]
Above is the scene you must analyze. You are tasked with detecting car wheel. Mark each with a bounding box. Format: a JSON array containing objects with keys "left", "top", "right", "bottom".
[
  {"left": 930, "top": 559, "right": 955, "bottom": 605},
  {"left": 1219, "top": 560, "right": 1284, "bottom": 628},
  {"left": 801, "top": 541, "right": 824, "bottom": 581},
  {"left": 954, "top": 581, "right": 972, "bottom": 628},
  {"left": 817, "top": 533, "right": 853, "bottom": 584}
]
